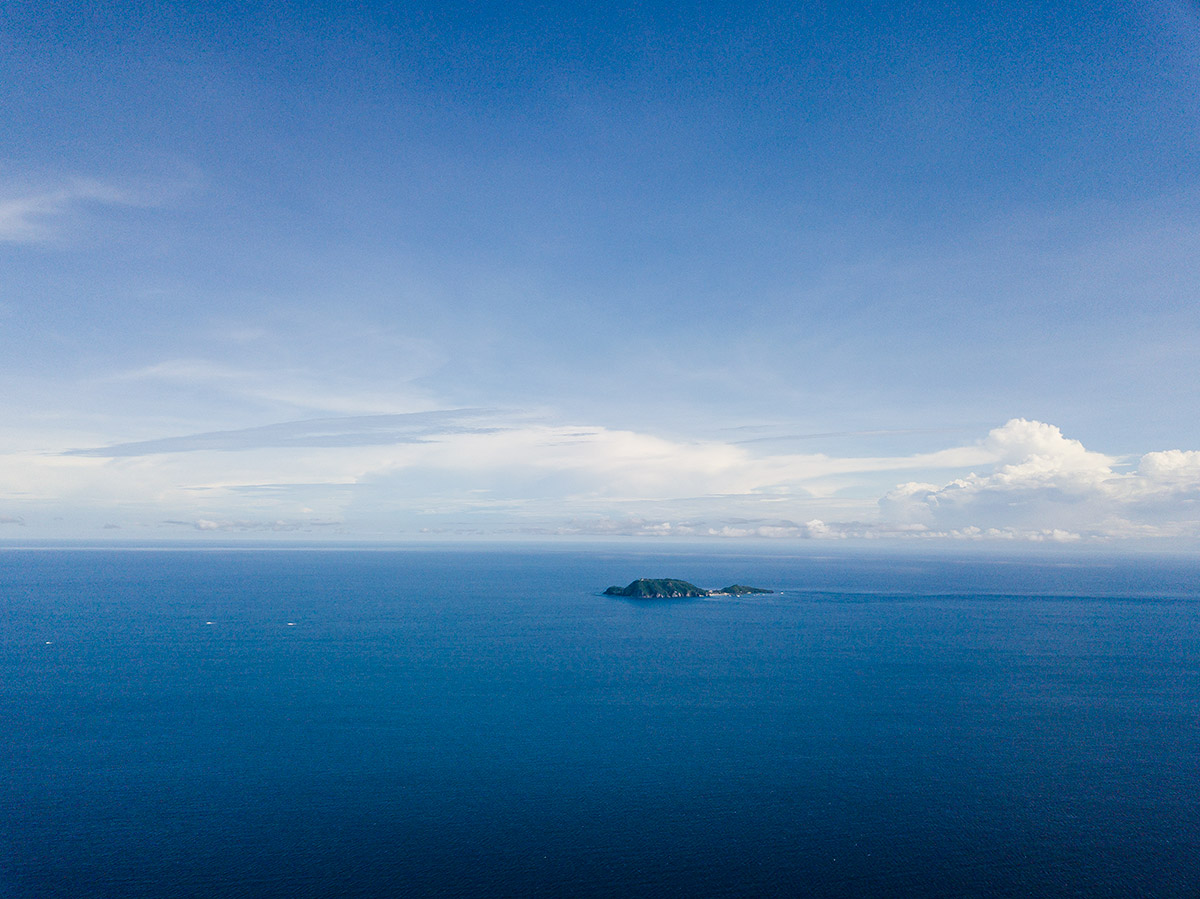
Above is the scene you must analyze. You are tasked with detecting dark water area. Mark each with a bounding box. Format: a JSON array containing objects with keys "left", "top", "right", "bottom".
[{"left": 2, "top": 547, "right": 1198, "bottom": 897}]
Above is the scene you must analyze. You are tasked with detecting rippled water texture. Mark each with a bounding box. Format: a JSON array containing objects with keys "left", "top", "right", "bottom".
[{"left": 2, "top": 547, "right": 1198, "bottom": 897}]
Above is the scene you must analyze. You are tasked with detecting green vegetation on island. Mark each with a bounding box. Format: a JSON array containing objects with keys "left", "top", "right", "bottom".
[
  {"left": 603, "top": 578, "right": 774, "bottom": 598},
  {"left": 604, "top": 578, "right": 710, "bottom": 598}
]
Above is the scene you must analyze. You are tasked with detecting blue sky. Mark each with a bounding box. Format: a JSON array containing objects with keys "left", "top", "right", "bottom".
[{"left": 2, "top": 0, "right": 1199, "bottom": 542}]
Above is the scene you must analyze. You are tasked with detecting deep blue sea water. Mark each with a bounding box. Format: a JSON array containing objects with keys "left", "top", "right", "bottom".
[{"left": 2, "top": 547, "right": 1198, "bottom": 897}]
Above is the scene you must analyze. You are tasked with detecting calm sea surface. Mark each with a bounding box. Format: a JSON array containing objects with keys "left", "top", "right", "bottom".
[{"left": 2, "top": 547, "right": 1198, "bottom": 897}]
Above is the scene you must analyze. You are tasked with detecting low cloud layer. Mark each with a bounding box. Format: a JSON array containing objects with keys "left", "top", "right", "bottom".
[{"left": 3, "top": 416, "right": 1200, "bottom": 542}]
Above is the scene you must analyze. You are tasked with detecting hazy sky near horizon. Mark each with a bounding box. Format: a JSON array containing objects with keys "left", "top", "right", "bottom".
[{"left": 3, "top": 0, "right": 1199, "bottom": 541}]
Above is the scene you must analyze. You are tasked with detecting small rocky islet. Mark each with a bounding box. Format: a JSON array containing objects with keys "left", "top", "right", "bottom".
[{"left": 603, "top": 578, "right": 773, "bottom": 598}]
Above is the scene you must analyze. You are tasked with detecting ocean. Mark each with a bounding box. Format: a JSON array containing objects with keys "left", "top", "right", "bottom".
[{"left": 2, "top": 546, "right": 1198, "bottom": 897}]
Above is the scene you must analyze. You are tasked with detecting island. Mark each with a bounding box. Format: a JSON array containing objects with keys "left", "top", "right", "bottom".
[
  {"left": 603, "top": 578, "right": 774, "bottom": 598},
  {"left": 719, "top": 584, "right": 774, "bottom": 595}
]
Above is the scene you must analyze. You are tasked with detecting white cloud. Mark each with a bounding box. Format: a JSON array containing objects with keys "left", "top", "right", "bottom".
[
  {"left": 981, "top": 417, "right": 1113, "bottom": 471},
  {"left": 881, "top": 419, "right": 1200, "bottom": 539},
  {"left": 0, "top": 178, "right": 139, "bottom": 243},
  {"left": 168, "top": 518, "right": 341, "bottom": 533},
  {"left": 65, "top": 410, "right": 501, "bottom": 456},
  {"left": 2, "top": 414, "right": 988, "bottom": 535},
  {"left": 3, "top": 414, "right": 1199, "bottom": 541},
  {"left": 1137, "top": 449, "right": 1200, "bottom": 484}
]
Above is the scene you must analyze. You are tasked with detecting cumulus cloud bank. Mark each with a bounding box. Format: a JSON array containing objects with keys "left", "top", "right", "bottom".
[{"left": 881, "top": 419, "right": 1200, "bottom": 540}]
